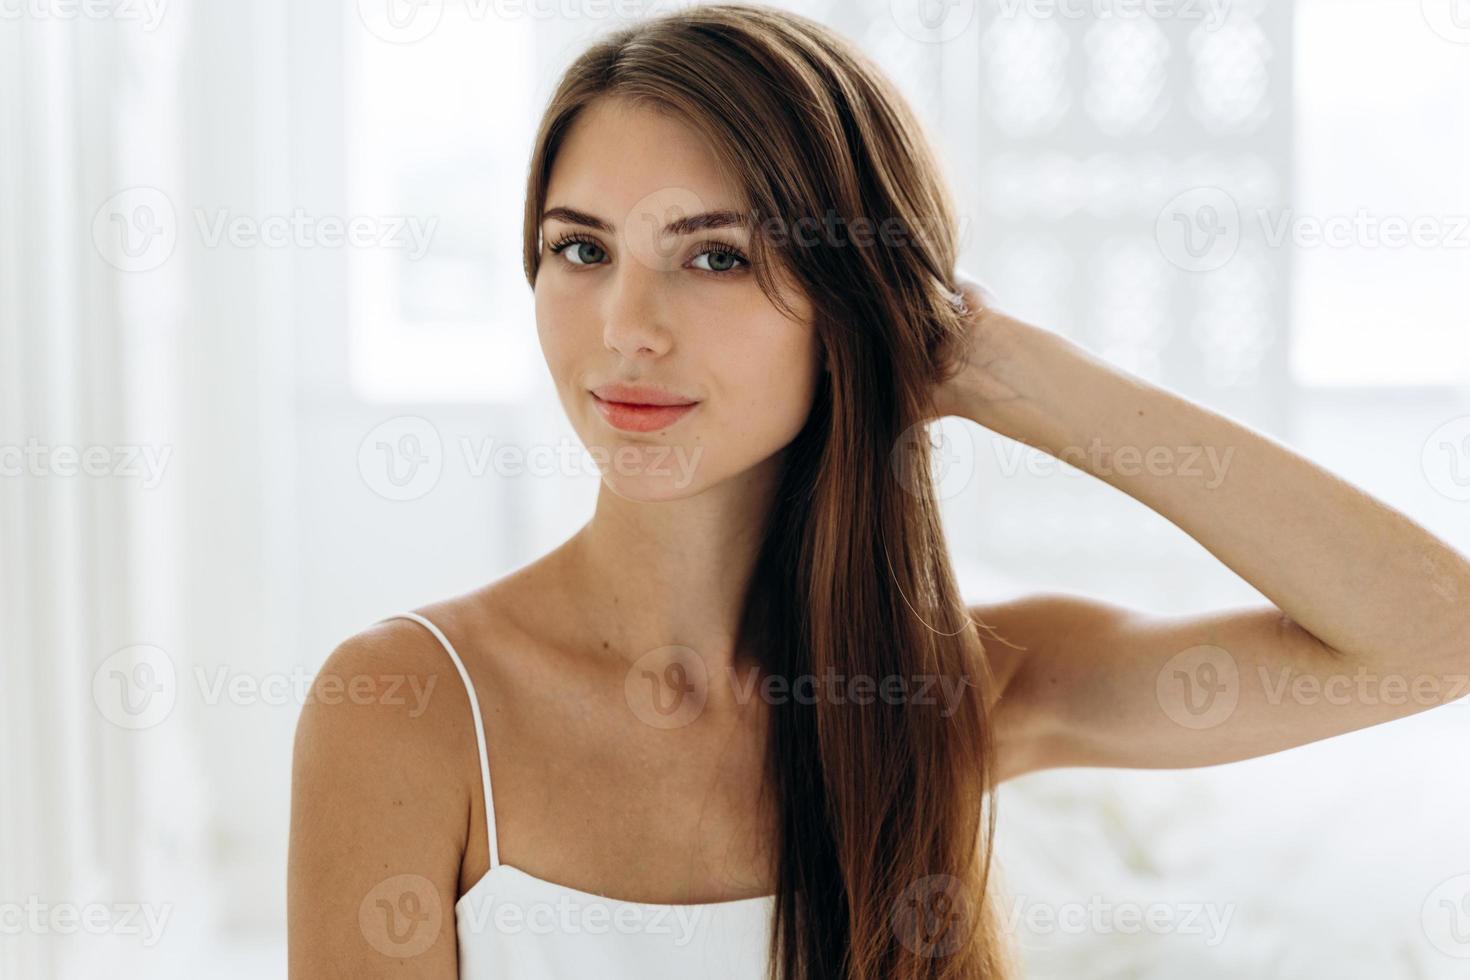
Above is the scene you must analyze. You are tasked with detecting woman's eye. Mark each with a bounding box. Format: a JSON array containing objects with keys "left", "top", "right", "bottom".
[
  {"left": 552, "top": 235, "right": 746, "bottom": 275},
  {"left": 553, "top": 238, "right": 607, "bottom": 266},
  {"left": 691, "top": 247, "right": 748, "bottom": 274}
]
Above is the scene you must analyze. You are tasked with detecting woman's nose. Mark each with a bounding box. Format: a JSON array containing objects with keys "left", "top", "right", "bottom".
[{"left": 601, "top": 266, "right": 674, "bottom": 359}]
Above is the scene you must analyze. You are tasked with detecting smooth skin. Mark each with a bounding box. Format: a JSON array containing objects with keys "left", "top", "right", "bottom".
[
  {"left": 287, "top": 98, "right": 1470, "bottom": 976},
  {"left": 946, "top": 274, "right": 1470, "bottom": 780}
]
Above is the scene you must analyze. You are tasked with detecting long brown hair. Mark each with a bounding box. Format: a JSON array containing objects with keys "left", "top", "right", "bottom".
[{"left": 521, "top": 5, "right": 1016, "bottom": 977}]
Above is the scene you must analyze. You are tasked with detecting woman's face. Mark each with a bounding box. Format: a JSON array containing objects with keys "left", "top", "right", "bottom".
[{"left": 535, "top": 96, "right": 821, "bottom": 502}]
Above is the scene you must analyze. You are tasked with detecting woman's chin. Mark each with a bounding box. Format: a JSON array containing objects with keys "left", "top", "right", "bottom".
[
  {"left": 573, "top": 428, "right": 713, "bottom": 502},
  {"left": 597, "top": 470, "right": 707, "bottom": 503},
  {"left": 567, "top": 413, "right": 710, "bottom": 498}
]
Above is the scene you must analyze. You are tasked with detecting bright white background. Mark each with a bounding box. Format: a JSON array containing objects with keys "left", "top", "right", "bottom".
[{"left": 2, "top": 0, "right": 1468, "bottom": 977}]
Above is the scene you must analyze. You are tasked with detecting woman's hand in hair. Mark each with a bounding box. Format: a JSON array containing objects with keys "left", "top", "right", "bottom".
[{"left": 928, "top": 272, "right": 1030, "bottom": 425}]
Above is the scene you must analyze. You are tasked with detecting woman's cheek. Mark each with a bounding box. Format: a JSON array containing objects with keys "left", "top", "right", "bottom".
[
  {"left": 727, "top": 335, "right": 819, "bottom": 446},
  {"left": 534, "top": 293, "right": 587, "bottom": 380}
]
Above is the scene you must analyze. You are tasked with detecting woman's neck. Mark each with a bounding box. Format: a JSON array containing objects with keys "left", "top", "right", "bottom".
[{"left": 559, "top": 457, "right": 780, "bottom": 697}]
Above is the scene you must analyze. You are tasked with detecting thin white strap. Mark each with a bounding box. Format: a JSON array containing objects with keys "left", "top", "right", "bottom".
[{"left": 380, "top": 611, "right": 500, "bottom": 869}]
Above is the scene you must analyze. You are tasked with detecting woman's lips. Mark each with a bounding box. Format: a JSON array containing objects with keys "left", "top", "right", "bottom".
[{"left": 591, "top": 394, "right": 698, "bottom": 433}]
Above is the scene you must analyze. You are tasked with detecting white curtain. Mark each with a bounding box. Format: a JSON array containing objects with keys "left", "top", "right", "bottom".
[{"left": 1, "top": 4, "right": 295, "bottom": 976}]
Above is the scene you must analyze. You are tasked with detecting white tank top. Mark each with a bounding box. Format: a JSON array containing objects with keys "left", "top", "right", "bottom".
[{"left": 383, "top": 611, "right": 777, "bottom": 979}]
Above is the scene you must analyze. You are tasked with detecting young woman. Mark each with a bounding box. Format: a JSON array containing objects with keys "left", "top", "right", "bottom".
[{"left": 287, "top": 5, "right": 1470, "bottom": 978}]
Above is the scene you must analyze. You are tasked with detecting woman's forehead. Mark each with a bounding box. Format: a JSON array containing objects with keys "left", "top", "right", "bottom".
[{"left": 546, "top": 97, "right": 747, "bottom": 223}]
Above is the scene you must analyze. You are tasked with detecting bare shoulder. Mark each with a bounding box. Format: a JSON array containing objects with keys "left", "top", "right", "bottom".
[
  {"left": 289, "top": 583, "right": 534, "bottom": 812},
  {"left": 286, "top": 545, "right": 580, "bottom": 974},
  {"left": 287, "top": 612, "right": 483, "bottom": 976},
  {"left": 294, "top": 611, "right": 481, "bottom": 756},
  {"left": 968, "top": 590, "right": 1097, "bottom": 697},
  {"left": 967, "top": 591, "right": 1128, "bottom": 784}
]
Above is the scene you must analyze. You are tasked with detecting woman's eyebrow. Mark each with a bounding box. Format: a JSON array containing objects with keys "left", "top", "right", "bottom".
[{"left": 542, "top": 205, "right": 749, "bottom": 236}]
